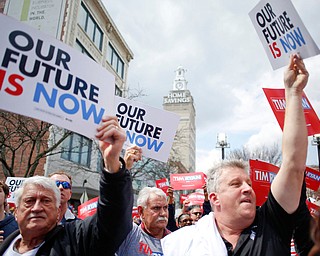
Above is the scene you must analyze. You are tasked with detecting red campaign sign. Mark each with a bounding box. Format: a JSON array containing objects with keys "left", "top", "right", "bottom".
[
  {"left": 170, "top": 172, "right": 206, "bottom": 190},
  {"left": 305, "top": 166, "right": 320, "bottom": 191},
  {"left": 155, "top": 178, "right": 169, "bottom": 195},
  {"left": 132, "top": 206, "right": 139, "bottom": 218},
  {"left": 306, "top": 200, "right": 320, "bottom": 218},
  {"left": 249, "top": 159, "right": 279, "bottom": 207},
  {"left": 187, "top": 192, "right": 205, "bottom": 206},
  {"left": 77, "top": 197, "right": 98, "bottom": 220},
  {"left": 263, "top": 88, "right": 320, "bottom": 136},
  {"left": 180, "top": 194, "right": 188, "bottom": 205},
  {"left": 250, "top": 160, "right": 319, "bottom": 206}
]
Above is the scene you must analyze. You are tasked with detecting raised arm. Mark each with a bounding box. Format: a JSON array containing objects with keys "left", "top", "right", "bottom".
[
  {"left": 271, "top": 54, "right": 309, "bottom": 214},
  {"left": 124, "top": 145, "right": 142, "bottom": 170},
  {"left": 96, "top": 116, "right": 126, "bottom": 173},
  {"left": 94, "top": 116, "right": 133, "bottom": 253}
]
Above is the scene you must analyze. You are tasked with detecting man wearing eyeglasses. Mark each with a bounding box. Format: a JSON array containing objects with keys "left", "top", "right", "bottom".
[{"left": 48, "top": 171, "right": 79, "bottom": 224}]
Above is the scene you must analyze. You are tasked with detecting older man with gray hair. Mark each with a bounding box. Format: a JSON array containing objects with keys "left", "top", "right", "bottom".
[
  {"left": 0, "top": 116, "right": 133, "bottom": 256},
  {"left": 116, "top": 186, "right": 171, "bottom": 255}
]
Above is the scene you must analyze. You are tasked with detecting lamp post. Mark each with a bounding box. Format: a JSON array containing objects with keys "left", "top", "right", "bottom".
[
  {"left": 312, "top": 134, "right": 320, "bottom": 170},
  {"left": 216, "top": 133, "right": 230, "bottom": 160}
]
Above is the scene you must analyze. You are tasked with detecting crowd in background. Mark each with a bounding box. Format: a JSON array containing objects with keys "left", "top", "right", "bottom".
[{"left": 0, "top": 55, "right": 319, "bottom": 255}]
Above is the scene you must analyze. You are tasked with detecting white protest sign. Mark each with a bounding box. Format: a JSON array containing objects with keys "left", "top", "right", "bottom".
[
  {"left": 115, "top": 96, "right": 180, "bottom": 162},
  {"left": 5, "top": 177, "right": 26, "bottom": 204},
  {"left": 0, "top": 14, "right": 115, "bottom": 139},
  {"left": 249, "top": 0, "right": 320, "bottom": 70}
]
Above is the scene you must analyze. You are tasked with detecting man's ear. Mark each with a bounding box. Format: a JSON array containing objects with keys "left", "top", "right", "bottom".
[
  {"left": 209, "top": 192, "right": 219, "bottom": 207},
  {"left": 138, "top": 206, "right": 144, "bottom": 219}
]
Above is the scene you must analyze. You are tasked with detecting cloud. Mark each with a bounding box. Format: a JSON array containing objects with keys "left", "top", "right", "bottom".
[{"left": 104, "top": 0, "right": 320, "bottom": 171}]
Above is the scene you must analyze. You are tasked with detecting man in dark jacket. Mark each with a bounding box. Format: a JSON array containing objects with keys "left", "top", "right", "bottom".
[{"left": 0, "top": 116, "right": 133, "bottom": 256}]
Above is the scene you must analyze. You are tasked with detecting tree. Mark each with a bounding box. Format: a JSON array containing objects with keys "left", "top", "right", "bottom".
[
  {"left": 0, "top": 111, "right": 71, "bottom": 178},
  {"left": 226, "top": 143, "right": 282, "bottom": 166}
]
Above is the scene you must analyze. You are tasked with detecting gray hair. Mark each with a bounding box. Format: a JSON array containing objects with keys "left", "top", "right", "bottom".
[
  {"left": 15, "top": 176, "right": 61, "bottom": 208},
  {"left": 206, "top": 159, "right": 249, "bottom": 194},
  {"left": 137, "top": 187, "right": 166, "bottom": 208}
]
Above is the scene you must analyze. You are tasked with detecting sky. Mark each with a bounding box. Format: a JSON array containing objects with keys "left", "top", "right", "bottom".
[{"left": 102, "top": 0, "right": 320, "bottom": 172}]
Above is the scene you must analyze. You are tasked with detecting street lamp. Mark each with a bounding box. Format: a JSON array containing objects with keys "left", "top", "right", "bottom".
[
  {"left": 312, "top": 134, "right": 320, "bottom": 170},
  {"left": 216, "top": 133, "right": 230, "bottom": 160}
]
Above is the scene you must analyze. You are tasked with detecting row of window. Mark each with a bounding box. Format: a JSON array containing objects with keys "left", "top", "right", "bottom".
[
  {"left": 61, "top": 2, "right": 127, "bottom": 170},
  {"left": 61, "top": 133, "right": 92, "bottom": 167},
  {"left": 61, "top": 132, "right": 103, "bottom": 172},
  {"left": 78, "top": 2, "right": 125, "bottom": 79}
]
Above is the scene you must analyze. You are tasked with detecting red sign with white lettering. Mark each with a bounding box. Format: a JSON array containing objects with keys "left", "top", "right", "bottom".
[
  {"left": 305, "top": 166, "right": 320, "bottom": 191},
  {"left": 155, "top": 178, "right": 169, "bottom": 195},
  {"left": 170, "top": 172, "right": 206, "bottom": 190},
  {"left": 180, "top": 194, "right": 188, "bottom": 205},
  {"left": 78, "top": 197, "right": 98, "bottom": 220},
  {"left": 250, "top": 160, "right": 319, "bottom": 206},
  {"left": 132, "top": 206, "right": 139, "bottom": 218},
  {"left": 187, "top": 192, "right": 205, "bottom": 205},
  {"left": 250, "top": 159, "right": 279, "bottom": 206},
  {"left": 263, "top": 88, "right": 320, "bottom": 136},
  {"left": 306, "top": 200, "right": 320, "bottom": 218}
]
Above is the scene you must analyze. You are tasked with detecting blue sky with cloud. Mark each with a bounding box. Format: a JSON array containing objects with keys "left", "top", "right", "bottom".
[{"left": 103, "top": 0, "right": 320, "bottom": 171}]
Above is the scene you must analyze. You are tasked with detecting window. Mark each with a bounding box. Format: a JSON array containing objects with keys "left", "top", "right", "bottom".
[
  {"left": 107, "top": 43, "right": 124, "bottom": 79},
  {"left": 78, "top": 3, "right": 103, "bottom": 51},
  {"left": 75, "top": 40, "right": 93, "bottom": 59},
  {"left": 115, "top": 85, "right": 122, "bottom": 96},
  {"left": 61, "top": 133, "right": 92, "bottom": 167}
]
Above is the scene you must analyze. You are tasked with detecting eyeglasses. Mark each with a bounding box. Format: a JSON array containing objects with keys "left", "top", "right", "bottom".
[
  {"left": 191, "top": 212, "right": 202, "bottom": 216},
  {"left": 55, "top": 181, "right": 71, "bottom": 189}
]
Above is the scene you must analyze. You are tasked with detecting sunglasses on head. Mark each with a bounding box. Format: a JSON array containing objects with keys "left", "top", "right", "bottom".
[
  {"left": 55, "top": 181, "right": 71, "bottom": 189},
  {"left": 191, "top": 212, "right": 202, "bottom": 216}
]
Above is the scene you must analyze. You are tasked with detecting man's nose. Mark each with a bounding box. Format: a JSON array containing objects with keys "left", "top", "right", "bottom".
[
  {"left": 159, "top": 207, "right": 167, "bottom": 216},
  {"left": 242, "top": 183, "right": 253, "bottom": 193},
  {"left": 31, "top": 199, "right": 43, "bottom": 211}
]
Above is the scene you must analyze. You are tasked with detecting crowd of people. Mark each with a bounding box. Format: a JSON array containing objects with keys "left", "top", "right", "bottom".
[{"left": 0, "top": 54, "right": 319, "bottom": 255}]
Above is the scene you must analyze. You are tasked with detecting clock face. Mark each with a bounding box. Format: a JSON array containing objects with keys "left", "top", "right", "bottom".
[{"left": 176, "top": 82, "right": 183, "bottom": 90}]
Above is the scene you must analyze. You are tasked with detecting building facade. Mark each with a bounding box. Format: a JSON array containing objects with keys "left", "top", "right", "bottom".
[
  {"left": 0, "top": 0, "right": 133, "bottom": 209},
  {"left": 163, "top": 66, "right": 196, "bottom": 173}
]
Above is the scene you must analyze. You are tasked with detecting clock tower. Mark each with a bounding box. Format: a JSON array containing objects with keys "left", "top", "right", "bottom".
[
  {"left": 163, "top": 66, "right": 196, "bottom": 173},
  {"left": 173, "top": 66, "right": 187, "bottom": 91}
]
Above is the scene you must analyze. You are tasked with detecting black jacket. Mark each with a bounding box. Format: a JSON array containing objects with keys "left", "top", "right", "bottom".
[
  {"left": 0, "top": 213, "right": 19, "bottom": 240},
  {"left": 0, "top": 164, "right": 133, "bottom": 256}
]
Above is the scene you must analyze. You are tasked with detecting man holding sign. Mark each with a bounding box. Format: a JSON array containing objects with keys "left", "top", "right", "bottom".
[
  {"left": 162, "top": 54, "right": 311, "bottom": 255},
  {"left": 0, "top": 116, "right": 133, "bottom": 256}
]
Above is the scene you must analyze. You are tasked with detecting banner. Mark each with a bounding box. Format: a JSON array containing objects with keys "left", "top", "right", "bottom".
[
  {"left": 306, "top": 199, "right": 320, "bottom": 218},
  {"left": 5, "top": 177, "right": 26, "bottom": 204},
  {"left": 249, "top": 0, "right": 319, "bottom": 70},
  {"left": 187, "top": 192, "right": 205, "bottom": 206},
  {"left": 77, "top": 197, "right": 98, "bottom": 220},
  {"left": 249, "top": 159, "right": 279, "bottom": 206},
  {"left": 170, "top": 172, "right": 206, "bottom": 190},
  {"left": 305, "top": 167, "right": 320, "bottom": 191},
  {"left": 155, "top": 178, "right": 169, "bottom": 195},
  {"left": 115, "top": 96, "right": 180, "bottom": 162},
  {"left": 180, "top": 194, "right": 188, "bottom": 205},
  {"left": 263, "top": 88, "right": 320, "bottom": 136},
  {"left": 132, "top": 206, "right": 139, "bottom": 218},
  {"left": 0, "top": 14, "right": 115, "bottom": 139},
  {"left": 250, "top": 159, "right": 319, "bottom": 206}
]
